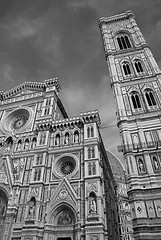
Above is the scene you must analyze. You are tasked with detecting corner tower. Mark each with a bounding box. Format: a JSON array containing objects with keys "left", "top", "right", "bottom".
[{"left": 99, "top": 11, "right": 161, "bottom": 239}]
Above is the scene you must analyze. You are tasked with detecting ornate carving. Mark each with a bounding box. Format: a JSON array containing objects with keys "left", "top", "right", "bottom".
[
  {"left": 0, "top": 164, "right": 8, "bottom": 185},
  {"left": 87, "top": 182, "right": 98, "bottom": 194}
]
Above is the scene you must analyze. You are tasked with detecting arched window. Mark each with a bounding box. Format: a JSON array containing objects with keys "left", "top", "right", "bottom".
[
  {"left": 34, "top": 169, "right": 41, "bottom": 181},
  {"left": 36, "top": 154, "right": 43, "bottom": 165},
  {"left": 123, "top": 62, "right": 131, "bottom": 76},
  {"left": 87, "top": 126, "right": 94, "bottom": 138},
  {"left": 131, "top": 93, "right": 141, "bottom": 109},
  {"left": 134, "top": 60, "right": 143, "bottom": 73},
  {"left": 117, "top": 34, "right": 132, "bottom": 50},
  {"left": 46, "top": 98, "right": 51, "bottom": 106},
  {"left": 24, "top": 138, "right": 29, "bottom": 150},
  {"left": 16, "top": 140, "right": 22, "bottom": 151},
  {"left": 145, "top": 90, "right": 157, "bottom": 107},
  {"left": 31, "top": 137, "right": 37, "bottom": 149},
  {"left": 87, "top": 147, "right": 95, "bottom": 159},
  {"left": 39, "top": 132, "right": 46, "bottom": 145}
]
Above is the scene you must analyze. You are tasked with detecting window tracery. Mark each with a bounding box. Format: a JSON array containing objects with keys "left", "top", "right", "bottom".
[
  {"left": 131, "top": 92, "right": 141, "bottom": 110},
  {"left": 122, "top": 62, "right": 131, "bottom": 76},
  {"left": 145, "top": 90, "right": 157, "bottom": 107},
  {"left": 117, "top": 34, "right": 132, "bottom": 50},
  {"left": 134, "top": 60, "right": 144, "bottom": 73}
]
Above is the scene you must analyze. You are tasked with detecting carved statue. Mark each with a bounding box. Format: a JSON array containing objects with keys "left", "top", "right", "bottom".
[
  {"left": 89, "top": 197, "right": 97, "bottom": 214},
  {"left": 28, "top": 199, "right": 36, "bottom": 218},
  {"left": 138, "top": 159, "right": 145, "bottom": 173}
]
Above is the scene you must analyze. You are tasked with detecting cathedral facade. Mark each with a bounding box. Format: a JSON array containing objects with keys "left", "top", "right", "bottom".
[
  {"left": 99, "top": 10, "right": 161, "bottom": 240},
  {"left": 0, "top": 79, "right": 119, "bottom": 240}
]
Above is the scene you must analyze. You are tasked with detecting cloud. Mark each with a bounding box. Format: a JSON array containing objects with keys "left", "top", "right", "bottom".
[
  {"left": 1, "top": 17, "right": 43, "bottom": 40},
  {"left": 2, "top": 64, "right": 14, "bottom": 83}
]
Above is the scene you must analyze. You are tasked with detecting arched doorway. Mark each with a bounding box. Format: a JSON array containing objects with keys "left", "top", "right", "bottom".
[
  {"left": 0, "top": 189, "right": 8, "bottom": 240},
  {"left": 50, "top": 204, "right": 76, "bottom": 240}
]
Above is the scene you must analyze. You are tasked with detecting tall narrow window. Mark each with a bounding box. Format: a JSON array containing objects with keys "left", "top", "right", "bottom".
[
  {"left": 145, "top": 91, "right": 156, "bottom": 107},
  {"left": 134, "top": 60, "right": 143, "bottom": 73},
  {"left": 117, "top": 35, "right": 132, "bottom": 50},
  {"left": 34, "top": 169, "right": 41, "bottom": 181},
  {"left": 123, "top": 62, "right": 131, "bottom": 76},
  {"left": 131, "top": 93, "right": 141, "bottom": 109},
  {"left": 87, "top": 126, "right": 94, "bottom": 138}
]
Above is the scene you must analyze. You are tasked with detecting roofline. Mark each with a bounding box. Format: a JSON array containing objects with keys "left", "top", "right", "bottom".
[{"left": 99, "top": 10, "right": 134, "bottom": 25}]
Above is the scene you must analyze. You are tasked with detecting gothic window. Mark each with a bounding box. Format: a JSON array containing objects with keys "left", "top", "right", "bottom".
[
  {"left": 122, "top": 62, "right": 131, "bottom": 76},
  {"left": 134, "top": 60, "right": 144, "bottom": 73},
  {"left": 36, "top": 154, "right": 43, "bottom": 165},
  {"left": 44, "top": 107, "right": 50, "bottom": 115},
  {"left": 88, "top": 162, "right": 96, "bottom": 175},
  {"left": 34, "top": 169, "right": 41, "bottom": 181},
  {"left": 117, "top": 34, "right": 132, "bottom": 50},
  {"left": 39, "top": 132, "right": 46, "bottom": 145},
  {"left": 24, "top": 138, "right": 29, "bottom": 150},
  {"left": 74, "top": 131, "right": 79, "bottom": 143},
  {"left": 145, "top": 90, "right": 157, "bottom": 107},
  {"left": 50, "top": 133, "right": 54, "bottom": 146},
  {"left": 16, "top": 139, "right": 22, "bottom": 151},
  {"left": 43, "top": 98, "right": 51, "bottom": 116},
  {"left": 88, "top": 147, "right": 95, "bottom": 159},
  {"left": 131, "top": 92, "right": 141, "bottom": 109},
  {"left": 31, "top": 137, "right": 37, "bottom": 149},
  {"left": 55, "top": 133, "right": 60, "bottom": 146},
  {"left": 64, "top": 132, "right": 69, "bottom": 145},
  {"left": 87, "top": 125, "right": 94, "bottom": 138},
  {"left": 46, "top": 98, "right": 51, "bottom": 106}
]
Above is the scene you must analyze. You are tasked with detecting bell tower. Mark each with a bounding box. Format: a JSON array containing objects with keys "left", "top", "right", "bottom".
[{"left": 99, "top": 11, "right": 161, "bottom": 239}]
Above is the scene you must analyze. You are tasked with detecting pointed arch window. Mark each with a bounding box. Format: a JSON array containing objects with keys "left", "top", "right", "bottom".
[
  {"left": 117, "top": 35, "right": 132, "bottom": 50},
  {"left": 134, "top": 60, "right": 144, "bottom": 73},
  {"left": 145, "top": 90, "right": 157, "bottom": 107},
  {"left": 131, "top": 92, "right": 141, "bottom": 109},
  {"left": 122, "top": 62, "right": 131, "bottom": 76}
]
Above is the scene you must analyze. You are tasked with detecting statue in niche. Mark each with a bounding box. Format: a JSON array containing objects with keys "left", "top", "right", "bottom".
[
  {"left": 28, "top": 197, "right": 36, "bottom": 218},
  {"left": 153, "top": 156, "right": 159, "bottom": 170},
  {"left": 55, "top": 135, "right": 60, "bottom": 145},
  {"left": 13, "top": 158, "right": 24, "bottom": 181},
  {"left": 74, "top": 132, "right": 79, "bottom": 143},
  {"left": 138, "top": 158, "right": 145, "bottom": 173},
  {"left": 64, "top": 134, "right": 69, "bottom": 144},
  {"left": 89, "top": 196, "right": 97, "bottom": 214},
  {"left": 24, "top": 140, "right": 29, "bottom": 150},
  {"left": 57, "top": 211, "right": 72, "bottom": 225}
]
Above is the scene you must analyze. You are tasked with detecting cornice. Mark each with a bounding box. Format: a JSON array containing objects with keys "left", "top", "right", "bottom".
[
  {"left": 99, "top": 10, "right": 134, "bottom": 26},
  {"left": 36, "top": 110, "right": 101, "bottom": 131},
  {"left": 0, "top": 77, "right": 60, "bottom": 101}
]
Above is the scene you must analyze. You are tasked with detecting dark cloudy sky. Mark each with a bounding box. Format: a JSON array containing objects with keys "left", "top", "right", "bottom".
[{"left": 0, "top": 0, "right": 161, "bottom": 164}]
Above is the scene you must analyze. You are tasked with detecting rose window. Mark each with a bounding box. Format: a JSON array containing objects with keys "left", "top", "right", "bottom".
[
  {"left": 54, "top": 154, "right": 78, "bottom": 178},
  {"left": 60, "top": 161, "right": 74, "bottom": 175}
]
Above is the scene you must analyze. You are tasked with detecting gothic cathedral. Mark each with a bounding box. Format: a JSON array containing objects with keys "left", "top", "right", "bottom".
[
  {"left": 0, "top": 79, "right": 119, "bottom": 240},
  {"left": 99, "top": 10, "right": 161, "bottom": 240}
]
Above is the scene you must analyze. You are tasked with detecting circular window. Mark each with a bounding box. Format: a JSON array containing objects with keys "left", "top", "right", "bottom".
[
  {"left": 60, "top": 161, "right": 75, "bottom": 175},
  {"left": 2, "top": 108, "right": 32, "bottom": 133},
  {"left": 54, "top": 154, "right": 78, "bottom": 178}
]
